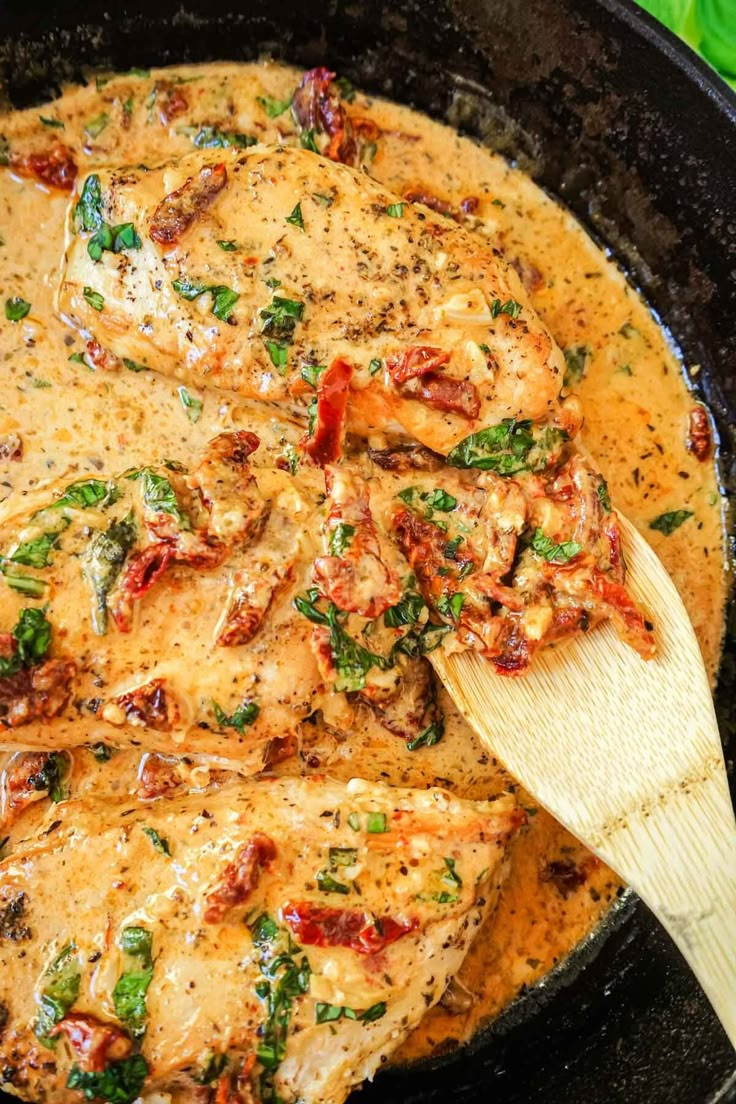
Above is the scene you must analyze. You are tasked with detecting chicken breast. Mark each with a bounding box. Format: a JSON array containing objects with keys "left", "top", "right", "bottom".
[
  {"left": 56, "top": 145, "right": 578, "bottom": 457},
  {"left": 0, "top": 775, "right": 522, "bottom": 1104}
]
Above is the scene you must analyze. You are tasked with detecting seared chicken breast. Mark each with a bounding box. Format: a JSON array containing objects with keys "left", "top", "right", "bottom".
[
  {"left": 0, "top": 775, "right": 522, "bottom": 1104},
  {"left": 57, "top": 145, "right": 580, "bottom": 458}
]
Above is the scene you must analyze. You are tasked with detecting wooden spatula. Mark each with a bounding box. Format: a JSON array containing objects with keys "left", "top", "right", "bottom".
[{"left": 431, "top": 512, "right": 736, "bottom": 1046}]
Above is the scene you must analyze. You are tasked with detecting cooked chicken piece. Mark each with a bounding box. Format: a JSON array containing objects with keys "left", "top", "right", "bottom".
[
  {"left": 0, "top": 435, "right": 329, "bottom": 763},
  {"left": 57, "top": 145, "right": 577, "bottom": 456},
  {"left": 0, "top": 775, "right": 522, "bottom": 1104}
]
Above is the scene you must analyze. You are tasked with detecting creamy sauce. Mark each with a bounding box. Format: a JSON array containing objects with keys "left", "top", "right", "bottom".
[{"left": 0, "top": 60, "right": 728, "bottom": 1069}]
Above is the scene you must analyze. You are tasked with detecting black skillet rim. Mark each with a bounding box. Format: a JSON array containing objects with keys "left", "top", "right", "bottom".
[{"left": 0, "top": 0, "right": 734, "bottom": 1101}]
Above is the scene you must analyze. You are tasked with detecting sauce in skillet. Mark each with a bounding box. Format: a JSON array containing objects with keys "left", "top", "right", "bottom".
[{"left": 0, "top": 61, "right": 727, "bottom": 1066}]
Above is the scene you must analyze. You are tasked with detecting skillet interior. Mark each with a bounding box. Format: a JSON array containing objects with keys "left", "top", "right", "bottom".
[{"left": 0, "top": 0, "right": 734, "bottom": 1100}]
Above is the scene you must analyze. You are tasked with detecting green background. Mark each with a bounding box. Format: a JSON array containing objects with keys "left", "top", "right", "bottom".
[{"left": 635, "top": 0, "right": 736, "bottom": 89}]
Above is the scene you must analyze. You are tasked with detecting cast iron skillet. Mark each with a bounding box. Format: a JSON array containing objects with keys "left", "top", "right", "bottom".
[{"left": 0, "top": 0, "right": 734, "bottom": 1100}]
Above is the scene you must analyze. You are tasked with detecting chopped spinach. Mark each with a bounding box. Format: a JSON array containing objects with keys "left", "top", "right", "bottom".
[
  {"left": 129, "top": 468, "right": 190, "bottom": 528},
  {"left": 251, "top": 919, "right": 311, "bottom": 1104},
  {"left": 172, "top": 278, "right": 239, "bottom": 322},
  {"left": 142, "top": 826, "right": 170, "bottom": 856},
  {"left": 0, "top": 607, "right": 53, "bottom": 677},
  {"left": 315, "top": 1001, "right": 386, "bottom": 1025},
  {"left": 285, "top": 202, "right": 304, "bottom": 230},
  {"left": 74, "top": 174, "right": 104, "bottom": 233},
  {"left": 384, "top": 590, "right": 425, "bottom": 629},
  {"left": 328, "top": 523, "right": 355, "bottom": 556},
  {"left": 34, "top": 943, "right": 80, "bottom": 1046},
  {"left": 406, "top": 716, "right": 445, "bottom": 752},
  {"left": 52, "top": 478, "right": 118, "bottom": 511},
  {"left": 82, "top": 287, "right": 104, "bottom": 312},
  {"left": 177, "top": 385, "right": 203, "bottom": 423},
  {"left": 293, "top": 591, "right": 389, "bottom": 692},
  {"left": 563, "top": 345, "right": 591, "bottom": 389},
  {"left": 386, "top": 202, "right": 405, "bottom": 218}
]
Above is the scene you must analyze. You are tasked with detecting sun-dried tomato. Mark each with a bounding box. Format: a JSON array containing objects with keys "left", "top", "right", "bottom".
[{"left": 283, "top": 902, "right": 418, "bottom": 955}]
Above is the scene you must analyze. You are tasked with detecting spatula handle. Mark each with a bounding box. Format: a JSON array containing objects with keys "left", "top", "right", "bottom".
[{"left": 611, "top": 767, "right": 736, "bottom": 1047}]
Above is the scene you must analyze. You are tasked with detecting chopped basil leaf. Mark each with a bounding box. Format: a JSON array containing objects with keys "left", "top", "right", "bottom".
[
  {"left": 447, "top": 419, "right": 565, "bottom": 475},
  {"left": 39, "top": 115, "right": 64, "bottom": 129},
  {"left": 530, "top": 529, "right": 582, "bottom": 564},
  {"left": 112, "top": 926, "right": 153, "bottom": 1038},
  {"left": 217, "top": 239, "right": 238, "bottom": 251},
  {"left": 5, "top": 297, "right": 31, "bottom": 322},
  {"left": 189, "top": 125, "right": 257, "bottom": 149},
  {"left": 253, "top": 924, "right": 311, "bottom": 1102},
  {"left": 172, "top": 278, "right": 239, "bottom": 322},
  {"left": 260, "top": 295, "right": 304, "bottom": 341},
  {"left": 300, "top": 128, "right": 319, "bottom": 152},
  {"left": 257, "top": 94, "right": 292, "bottom": 118},
  {"left": 194, "top": 1053, "right": 229, "bottom": 1086},
  {"left": 88, "top": 221, "right": 142, "bottom": 262},
  {"left": 316, "top": 869, "right": 350, "bottom": 895},
  {"left": 213, "top": 699, "right": 260, "bottom": 734},
  {"left": 177, "top": 385, "right": 203, "bottom": 423},
  {"left": 83, "top": 287, "right": 104, "bottom": 312},
  {"left": 301, "top": 363, "right": 326, "bottom": 388},
  {"left": 386, "top": 202, "right": 405, "bottom": 218},
  {"left": 123, "top": 358, "right": 148, "bottom": 373},
  {"left": 142, "top": 826, "right": 170, "bottom": 855},
  {"left": 265, "top": 341, "right": 288, "bottom": 372},
  {"left": 384, "top": 591, "right": 425, "bottom": 629},
  {"left": 81, "top": 512, "right": 137, "bottom": 635},
  {"left": 0, "top": 607, "right": 53, "bottom": 676},
  {"left": 490, "top": 297, "right": 522, "bottom": 320},
  {"left": 293, "top": 593, "right": 389, "bottom": 692},
  {"left": 9, "top": 531, "right": 61, "bottom": 569},
  {"left": 91, "top": 742, "right": 113, "bottom": 762},
  {"left": 649, "top": 509, "right": 694, "bottom": 536},
  {"left": 34, "top": 943, "right": 80, "bottom": 1045},
  {"left": 68, "top": 352, "right": 87, "bottom": 365},
  {"left": 436, "top": 592, "right": 465, "bottom": 621},
  {"left": 334, "top": 75, "right": 356, "bottom": 102},
  {"left": 66, "top": 1054, "right": 149, "bottom": 1104},
  {"left": 0, "top": 565, "right": 46, "bottom": 597},
  {"left": 53, "top": 478, "right": 118, "bottom": 511},
  {"left": 368, "top": 357, "right": 382, "bottom": 376},
  {"left": 597, "top": 480, "right": 612, "bottom": 513},
  {"left": 85, "top": 112, "right": 110, "bottom": 139},
  {"left": 329, "top": 846, "right": 358, "bottom": 867},
  {"left": 27, "top": 752, "right": 68, "bottom": 803},
  {"left": 315, "top": 1000, "right": 386, "bottom": 1025},
  {"left": 442, "top": 856, "right": 462, "bottom": 888},
  {"left": 130, "top": 468, "right": 190, "bottom": 528},
  {"left": 347, "top": 811, "right": 361, "bottom": 832},
  {"left": 366, "top": 811, "right": 388, "bottom": 834},
  {"left": 407, "top": 716, "right": 445, "bottom": 751},
  {"left": 391, "top": 620, "right": 451, "bottom": 659},
  {"left": 313, "top": 192, "right": 334, "bottom": 207},
  {"left": 285, "top": 201, "right": 304, "bottom": 230},
  {"left": 250, "top": 913, "right": 280, "bottom": 945},
  {"left": 328, "top": 523, "right": 356, "bottom": 556},
  {"left": 563, "top": 345, "right": 591, "bottom": 388},
  {"left": 423, "top": 488, "right": 457, "bottom": 512},
  {"left": 74, "top": 174, "right": 104, "bottom": 232}
]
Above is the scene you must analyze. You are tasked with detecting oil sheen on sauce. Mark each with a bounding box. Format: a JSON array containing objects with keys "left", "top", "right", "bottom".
[{"left": 0, "top": 61, "right": 728, "bottom": 1064}]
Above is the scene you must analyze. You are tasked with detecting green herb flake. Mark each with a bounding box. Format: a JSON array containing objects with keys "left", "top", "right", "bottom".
[
  {"left": 34, "top": 943, "right": 80, "bottom": 1046},
  {"left": 189, "top": 126, "right": 257, "bottom": 150},
  {"left": 0, "top": 566, "right": 46, "bottom": 597},
  {"left": 328, "top": 523, "right": 356, "bottom": 556},
  {"left": 407, "top": 716, "right": 445, "bottom": 752},
  {"left": 257, "top": 94, "right": 292, "bottom": 118},
  {"left": 490, "top": 297, "right": 522, "bottom": 319},
  {"left": 597, "top": 480, "right": 612, "bottom": 513},
  {"left": 142, "top": 826, "right": 170, "bottom": 855},
  {"left": 250, "top": 913, "right": 279, "bottom": 945},
  {"left": 0, "top": 607, "right": 53, "bottom": 677},
  {"left": 384, "top": 590, "right": 425, "bottom": 629},
  {"left": 39, "top": 116, "right": 64, "bottom": 129},
  {"left": 5, "top": 297, "right": 31, "bottom": 322},
  {"left": 74, "top": 174, "right": 104, "bottom": 233},
  {"left": 171, "top": 278, "right": 239, "bottom": 322},
  {"left": 530, "top": 529, "right": 582, "bottom": 564},
  {"left": 83, "top": 287, "right": 104, "bottom": 312},
  {"left": 347, "top": 812, "right": 361, "bottom": 832},
  {"left": 123, "top": 358, "right": 148, "bottom": 373},
  {"left": 53, "top": 478, "right": 118, "bottom": 511},
  {"left": 178, "top": 385, "right": 203, "bottom": 424},
  {"left": 386, "top": 202, "right": 405, "bottom": 218},
  {"left": 447, "top": 419, "right": 565, "bottom": 476},
  {"left": 66, "top": 1054, "right": 150, "bottom": 1104},
  {"left": 436, "top": 592, "right": 465, "bottom": 622},
  {"left": 217, "top": 240, "right": 238, "bottom": 252},
  {"left": 300, "top": 363, "right": 325, "bottom": 389},
  {"left": 213, "top": 699, "right": 260, "bottom": 735},
  {"left": 112, "top": 926, "right": 153, "bottom": 1038},
  {"left": 563, "top": 345, "right": 591, "bottom": 388},
  {"left": 285, "top": 202, "right": 304, "bottom": 231},
  {"left": 315, "top": 1000, "right": 386, "bottom": 1025},
  {"left": 9, "top": 531, "right": 60, "bottom": 569},
  {"left": 85, "top": 113, "right": 110, "bottom": 140},
  {"left": 129, "top": 468, "right": 190, "bottom": 529},
  {"left": 368, "top": 357, "right": 382, "bottom": 376},
  {"left": 328, "top": 846, "right": 358, "bottom": 867},
  {"left": 266, "top": 341, "right": 288, "bottom": 373},
  {"left": 252, "top": 920, "right": 311, "bottom": 1102},
  {"left": 316, "top": 869, "right": 351, "bottom": 895},
  {"left": 649, "top": 509, "right": 694, "bottom": 536},
  {"left": 81, "top": 513, "right": 137, "bottom": 636},
  {"left": 366, "top": 811, "right": 388, "bottom": 834},
  {"left": 313, "top": 192, "right": 334, "bottom": 207},
  {"left": 68, "top": 352, "right": 87, "bottom": 366}
]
